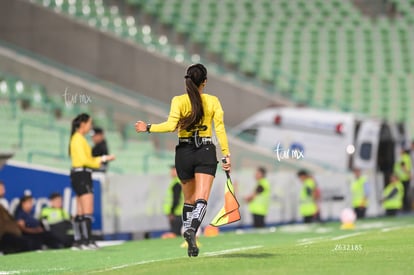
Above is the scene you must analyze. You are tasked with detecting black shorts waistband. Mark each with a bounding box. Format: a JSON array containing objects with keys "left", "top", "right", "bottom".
[
  {"left": 179, "top": 137, "right": 213, "bottom": 145},
  {"left": 71, "top": 167, "right": 93, "bottom": 173}
]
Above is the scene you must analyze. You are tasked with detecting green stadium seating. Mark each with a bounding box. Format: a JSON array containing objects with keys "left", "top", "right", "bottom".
[
  {"left": 0, "top": 70, "right": 174, "bottom": 174},
  {"left": 29, "top": 0, "right": 414, "bottom": 138}
]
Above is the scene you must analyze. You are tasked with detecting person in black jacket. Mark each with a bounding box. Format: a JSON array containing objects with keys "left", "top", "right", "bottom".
[{"left": 91, "top": 127, "right": 109, "bottom": 172}]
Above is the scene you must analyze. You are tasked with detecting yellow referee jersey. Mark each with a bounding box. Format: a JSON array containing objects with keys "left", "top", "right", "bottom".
[
  {"left": 150, "top": 93, "right": 230, "bottom": 156},
  {"left": 70, "top": 132, "right": 101, "bottom": 168}
]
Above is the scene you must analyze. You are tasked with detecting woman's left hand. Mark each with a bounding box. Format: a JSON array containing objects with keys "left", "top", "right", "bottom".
[{"left": 135, "top": 121, "right": 147, "bottom": 132}]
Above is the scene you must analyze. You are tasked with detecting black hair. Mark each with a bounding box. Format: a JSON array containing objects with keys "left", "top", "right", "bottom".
[
  {"left": 179, "top": 63, "right": 207, "bottom": 131},
  {"left": 257, "top": 166, "right": 267, "bottom": 177},
  {"left": 49, "top": 192, "right": 62, "bottom": 200},
  {"left": 20, "top": 194, "right": 33, "bottom": 203},
  {"left": 92, "top": 127, "right": 103, "bottom": 135},
  {"left": 297, "top": 169, "right": 309, "bottom": 177},
  {"left": 13, "top": 194, "right": 32, "bottom": 216},
  {"left": 68, "top": 113, "right": 91, "bottom": 156}
]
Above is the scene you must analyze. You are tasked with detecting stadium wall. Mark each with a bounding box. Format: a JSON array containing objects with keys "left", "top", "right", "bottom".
[
  {"left": 0, "top": 161, "right": 385, "bottom": 238},
  {"left": 0, "top": 162, "right": 103, "bottom": 231},
  {"left": 105, "top": 170, "right": 385, "bottom": 234},
  {"left": 0, "top": 0, "right": 291, "bottom": 127}
]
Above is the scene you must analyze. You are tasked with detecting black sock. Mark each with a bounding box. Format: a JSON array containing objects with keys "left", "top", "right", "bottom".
[
  {"left": 190, "top": 199, "right": 207, "bottom": 233},
  {"left": 81, "top": 215, "right": 93, "bottom": 243},
  {"left": 73, "top": 215, "right": 83, "bottom": 243},
  {"left": 182, "top": 203, "right": 195, "bottom": 233}
]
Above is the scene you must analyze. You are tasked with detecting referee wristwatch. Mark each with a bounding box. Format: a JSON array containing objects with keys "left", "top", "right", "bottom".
[{"left": 146, "top": 123, "right": 152, "bottom": 133}]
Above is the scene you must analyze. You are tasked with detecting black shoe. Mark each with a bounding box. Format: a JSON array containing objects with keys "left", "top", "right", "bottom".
[{"left": 183, "top": 229, "right": 199, "bottom": 257}]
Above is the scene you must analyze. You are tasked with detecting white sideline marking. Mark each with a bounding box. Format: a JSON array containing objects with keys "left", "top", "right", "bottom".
[
  {"left": 203, "top": 245, "right": 263, "bottom": 256},
  {"left": 296, "top": 236, "right": 329, "bottom": 246},
  {"left": 86, "top": 257, "right": 184, "bottom": 274},
  {"left": 0, "top": 268, "right": 68, "bottom": 274},
  {"left": 297, "top": 223, "right": 414, "bottom": 246},
  {"left": 357, "top": 222, "right": 393, "bottom": 230},
  {"left": 331, "top": 232, "right": 364, "bottom": 241},
  {"left": 95, "top": 240, "right": 125, "bottom": 247},
  {"left": 381, "top": 224, "right": 414, "bottom": 232},
  {"left": 87, "top": 245, "right": 263, "bottom": 274},
  {"left": 382, "top": 226, "right": 406, "bottom": 232},
  {"left": 298, "top": 236, "right": 327, "bottom": 243}
]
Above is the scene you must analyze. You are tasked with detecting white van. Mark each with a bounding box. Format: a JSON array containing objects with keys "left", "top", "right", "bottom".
[{"left": 233, "top": 107, "right": 409, "bottom": 177}]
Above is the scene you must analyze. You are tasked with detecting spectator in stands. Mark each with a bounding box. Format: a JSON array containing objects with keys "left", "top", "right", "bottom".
[
  {"left": 0, "top": 181, "right": 32, "bottom": 254},
  {"left": 393, "top": 149, "right": 412, "bottom": 212},
  {"left": 14, "top": 193, "right": 63, "bottom": 250},
  {"left": 41, "top": 192, "right": 73, "bottom": 247},
  {"left": 297, "top": 170, "right": 318, "bottom": 224},
  {"left": 351, "top": 168, "right": 369, "bottom": 219},
  {"left": 244, "top": 167, "right": 271, "bottom": 228},
  {"left": 69, "top": 113, "right": 115, "bottom": 250},
  {"left": 91, "top": 127, "right": 110, "bottom": 172},
  {"left": 163, "top": 165, "right": 183, "bottom": 236},
  {"left": 381, "top": 174, "right": 404, "bottom": 216}
]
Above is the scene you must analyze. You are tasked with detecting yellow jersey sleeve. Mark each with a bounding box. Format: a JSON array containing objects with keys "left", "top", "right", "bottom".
[
  {"left": 70, "top": 132, "right": 101, "bottom": 168},
  {"left": 212, "top": 97, "right": 230, "bottom": 156},
  {"left": 150, "top": 96, "right": 181, "bottom": 133}
]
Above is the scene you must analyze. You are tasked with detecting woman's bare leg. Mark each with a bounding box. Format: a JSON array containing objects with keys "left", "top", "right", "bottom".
[
  {"left": 79, "top": 193, "right": 94, "bottom": 215},
  {"left": 190, "top": 173, "right": 214, "bottom": 232},
  {"left": 181, "top": 178, "right": 196, "bottom": 204},
  {"left": 194, "top": 173, "right": 215, "bottom": 201}
]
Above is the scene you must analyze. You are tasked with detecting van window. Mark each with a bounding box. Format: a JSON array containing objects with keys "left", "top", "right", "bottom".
[
  {"left": 237, "top": 129, "right": 257, "bottom": 143},
  {"left": 359, "top": 142, "right": 372, "bottom": 160}
]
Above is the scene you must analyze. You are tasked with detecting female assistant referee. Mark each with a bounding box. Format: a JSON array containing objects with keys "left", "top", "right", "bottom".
[
  {"left": 69, "top": 113, "right": 115, "bottom": 249},
  {"left": 135, "top": 63, "right": 231, "bottom": 257}
]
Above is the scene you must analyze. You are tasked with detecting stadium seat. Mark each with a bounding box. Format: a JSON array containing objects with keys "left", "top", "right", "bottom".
[
  {"left": 31, "top": 0, "right": 414, "bottom": 140},
  {"left": 0, "top": 70, "right": 177, "bottom": 174}
]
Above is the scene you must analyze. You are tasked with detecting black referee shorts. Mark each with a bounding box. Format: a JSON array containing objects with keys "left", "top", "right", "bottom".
[
  {"left": 175, "top": 143, "right": 218, "bottom": 180},
  {"left": 70, "top": 170, "right": 93, "bottom": 196}
]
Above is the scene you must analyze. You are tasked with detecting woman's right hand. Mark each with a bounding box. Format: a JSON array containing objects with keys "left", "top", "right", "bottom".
[
  {"left": 135, "top": 121, "right": 147, "bottom": 132},
  {"left": 222, "top": 156, "right": 231, "bottom": 172}
]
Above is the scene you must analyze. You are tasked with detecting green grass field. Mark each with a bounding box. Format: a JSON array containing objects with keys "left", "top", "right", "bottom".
[{"left": 1, "top": 217, "right": 413, "bottom": 275}]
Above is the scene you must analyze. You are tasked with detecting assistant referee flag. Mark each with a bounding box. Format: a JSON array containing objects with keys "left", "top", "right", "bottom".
[{"left": 210, "top": 160, "right": 241, "bottom": 227}]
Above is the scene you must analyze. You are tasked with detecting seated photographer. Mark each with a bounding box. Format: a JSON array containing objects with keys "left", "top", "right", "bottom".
[
  {"left": 41, "top": 192, "right": 73, "bottom": 247},
  {"left": 14, "top": 193, "right": 63, "bottom": 250}
]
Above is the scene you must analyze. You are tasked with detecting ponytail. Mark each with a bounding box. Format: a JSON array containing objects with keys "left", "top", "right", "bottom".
[
  {"left": 68, "top": 113, "right": 90, "bottom": 156},
  {"left": 179, "top": 64, "right": 207, "bottom": 131}
]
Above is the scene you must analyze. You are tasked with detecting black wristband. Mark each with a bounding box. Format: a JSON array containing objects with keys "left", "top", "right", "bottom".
[{"left": 146, "top": 124, "right": 152, "bottom": 133}]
